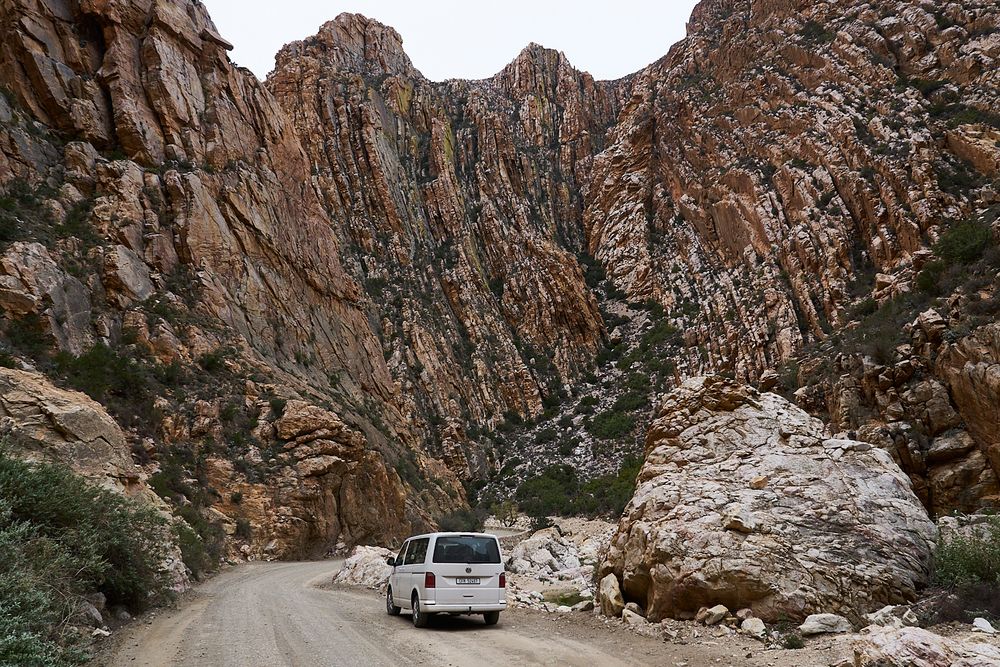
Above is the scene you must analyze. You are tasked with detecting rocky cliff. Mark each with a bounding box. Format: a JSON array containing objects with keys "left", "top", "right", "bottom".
[
  {"left": 600, "top": 376, "right": 936, "bottom": 623},
  {"left": 1, "top": 0, "right": 999, "bottom": 572},
  {"left": 0, "top": 0, "right": 459, "bottom": 560}
]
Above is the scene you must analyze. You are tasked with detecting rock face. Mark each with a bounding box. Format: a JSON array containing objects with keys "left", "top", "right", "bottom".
[
  {"left": 0, "top": 367, "right": 148, "bottom": 495},
  {"left": 0, "top": 0, "right": 459, "bottom": 557},
  {"left": 799, "top": 305, "right": 1000, "bottom": 519},
  {"left": 853, "top": 626, "right": 1000, "bottom": 667},
  {"left": 507, "top": 528, "right": 583, "bottom": 580},
  {"left": 0, "top": 367, "right": 188, "bottom": 586},
  {"left": 201, "top": 400, "right": 416, "bottom": 559},
  {"left": 601, "top": 376, "right": 936, "bottom": 623},
  {"left": 800, "top": 613, "right": 853, "bottom": 636},
  {"left": 598, "top": 573, "right": 625, "bottom": 618},
  {"left": 1, "top": 0, "right": 1000, "bottom": 562}
]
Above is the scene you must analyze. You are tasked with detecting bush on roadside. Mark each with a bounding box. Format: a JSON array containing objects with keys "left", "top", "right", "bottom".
[
  {"left": 925, "top": 516, "right": 1000, "bottom": 624},
  {"left": 933, "top": 517, "right": 1000, "bottom": 589},
  {"left": 0, "top": 448, "right": 171, "bottom": 666}
]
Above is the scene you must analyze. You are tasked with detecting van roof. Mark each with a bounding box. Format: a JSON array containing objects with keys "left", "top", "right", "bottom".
[{"left": 402, "top": 532, "right": 498, "bottom": 540}]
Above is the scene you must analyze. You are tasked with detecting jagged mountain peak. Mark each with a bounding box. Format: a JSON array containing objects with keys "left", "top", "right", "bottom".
[{"left": 273, "top": 11, "right": 420, "bottom": 80}]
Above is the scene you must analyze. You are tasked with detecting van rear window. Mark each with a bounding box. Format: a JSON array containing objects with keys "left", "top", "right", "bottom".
[{"left": 432, "top": 536, "right": 501, "bottom": 564}]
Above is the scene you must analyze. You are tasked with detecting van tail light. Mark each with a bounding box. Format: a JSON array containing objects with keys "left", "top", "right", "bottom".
[
  {"left": 499, "top": 572, "right": 506, "bottom": 588},
  {"left": 424, "top": 571, "right": 436, "bottom": 588}
]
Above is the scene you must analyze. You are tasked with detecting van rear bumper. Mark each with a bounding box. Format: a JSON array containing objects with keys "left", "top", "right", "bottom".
[{"left": 422, "top": 601, "right": 506, "bottom": 613}]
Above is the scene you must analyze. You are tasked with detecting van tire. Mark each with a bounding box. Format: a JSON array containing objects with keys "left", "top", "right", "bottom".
[
  {"left": 386, "top": 586, "right": 401, "bottom": 616},
  {"left": 483, "top": 611, "right": 500, "bottom": 626},
  {"left": 412, "top": 594, "right": 430, "bottom": 628}
]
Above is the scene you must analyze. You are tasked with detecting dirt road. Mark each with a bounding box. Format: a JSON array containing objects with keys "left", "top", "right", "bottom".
[{"left": 100, "top": 560, "right": 843, "bottom": 667}]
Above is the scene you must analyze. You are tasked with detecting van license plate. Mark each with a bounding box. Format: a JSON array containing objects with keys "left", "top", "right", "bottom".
[{"left": 456, "top": 577, "right": 480, "bottom": 585}]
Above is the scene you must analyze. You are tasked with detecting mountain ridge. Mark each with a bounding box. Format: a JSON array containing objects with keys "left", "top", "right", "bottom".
[{"left": 0, "top": 0, "right": 998, "bottom": 570}]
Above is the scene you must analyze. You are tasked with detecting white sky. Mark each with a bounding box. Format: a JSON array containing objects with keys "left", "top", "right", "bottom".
[{"left": 202, "top": 1, "right": 700, "bottom": 82}]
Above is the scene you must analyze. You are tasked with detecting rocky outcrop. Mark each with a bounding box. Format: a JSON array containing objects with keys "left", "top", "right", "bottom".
[
  {"left": 0, "top": 242, "right": 92, "bottom": 354},
  {"left": 601, "top": 376, "right": 936, "bottom": 623},
  {"left": 853, "top": 626, "right": 1000, "bottom": 667},
  {"left": 332, "top": 545, "right": 395, "bottom": 589},
  {"left": 2, "top": 0, "right": 1000, "bottom": 563},
  {"left": 0, "top": 367, "right": 188, "bottom": 585},
  {"left": 0, "top": 0, "right": 462, "bottom": 557},
  {"left": 201, "top": 400, "right": 427, "bottom": 559},
  {"left": 267, "top": 14, "right": 616, "bottom": 468},
  {"left": 799, "top": 303, "right": 1000, "bottom": 518},
  {"left": 937, "top": 322, "right": 1000, "bottom": 481},
  {"left": 0, "top": 367, "right": 147, "bottom": 494}
]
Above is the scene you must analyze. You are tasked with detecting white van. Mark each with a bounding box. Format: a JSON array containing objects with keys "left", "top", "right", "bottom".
[{"left": 385, "top": 532, "right": 507, "bottom": 627}]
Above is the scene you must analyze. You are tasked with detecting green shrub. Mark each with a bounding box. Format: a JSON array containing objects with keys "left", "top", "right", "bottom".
[
  {"left": 234, "top": 518, "right": 252, "bottom": 540},
  {"left": 612, "top": 388, "right": 648, "bottom": 412},
  {"left": 575, "top": 395, "right": 598, "bottom": 415},
  {"left": 933, "top": 517, "right": 1000, "bottom": 589},
  {"left": 269, "top": 397, "right": 287, "bottom": 417},
  {"left": 515, "top": 457, "right": 641, "bottom": 520},
  {"left": 55, "top": 199, "right": 98, "bottom": 245},
  {"left": 782, "top": 633, "right": 805, "bottom": 649},
  {"left": 934, "top": 219, "right": 992, "bottom": 266},
  {"left": 4, "top": 313, "right": 51, "bottom": 359},
  {"left": 916, "top": 260, "right": 945, "bottom": 293},
  {"left": 917, "top": 217, "right": 995, "bottom": 293},
  {"left": 586, "top": 410, "right": 635, "bottom": 440},
  {"left": 574, "top": 457, "right": 642, "bottom": 517},
  {"left": 220, "top": 402, "right": 239, "bottom": 423},
  {"left": 535, "top": 427, "right": 557, "bottom": 445},
  {"left": 0, "top": 449, "right": 171, "bottom": 665},
  {"left": 198, "top": 349, "right": 226, "bottom": 373},
  {"left": 176, "top": 505, "right": 224, "bottom": 580},
  {"left": 800, "top": 20, "right": 834, "bottom": 43},
  {"left": 438, "top": 508, "right": 483, "bottom": 532},
  {"left": 557, "top": 439, "right": 576, "bottom": 456}
]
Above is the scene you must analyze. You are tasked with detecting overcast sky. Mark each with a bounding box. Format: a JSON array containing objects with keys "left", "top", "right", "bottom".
[{"left": 202, "top": 0, "right": 700, "bottom": 82}]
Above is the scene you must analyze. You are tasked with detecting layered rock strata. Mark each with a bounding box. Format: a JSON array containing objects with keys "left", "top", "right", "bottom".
[{"left": 601, "top": 376, "right": 936, "bottom": 622}]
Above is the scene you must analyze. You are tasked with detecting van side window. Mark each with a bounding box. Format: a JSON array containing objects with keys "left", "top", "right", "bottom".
[
  {"left": 404, "top": 537, "right": 429, "bottom": 565},
  {"left": 396, "top": 541, "right": 409, "bottom": 565}
]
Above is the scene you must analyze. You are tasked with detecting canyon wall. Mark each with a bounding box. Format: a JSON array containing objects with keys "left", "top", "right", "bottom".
[{"left": 0, "top": 0, "right": 998, "bottom": 567}]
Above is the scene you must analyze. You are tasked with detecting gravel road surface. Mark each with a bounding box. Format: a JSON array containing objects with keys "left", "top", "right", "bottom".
[{"left": 101, "top": 560, "right": 838, "bottom": 667}]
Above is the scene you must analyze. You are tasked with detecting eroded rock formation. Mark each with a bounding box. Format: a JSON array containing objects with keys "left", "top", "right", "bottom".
[
  {"left": 600, "top": 376, "right": 936, "bottom": 623},
  {"left": 1, "top": 0, "right": 999, "bottom": 564}
]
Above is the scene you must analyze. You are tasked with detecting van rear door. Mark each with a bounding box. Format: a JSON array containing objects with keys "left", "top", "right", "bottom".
[{"left": 429, "top": 535, "right": 504, "bottom": 607}]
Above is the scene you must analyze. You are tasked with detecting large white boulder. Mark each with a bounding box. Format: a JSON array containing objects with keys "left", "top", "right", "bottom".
[
  {"left": 854, "top": 626, "right": 1000, "bottom": 667},
  {"left": 799, "top": 613, "right": 852, "bottom": 636},
  {"left": 600, "top": 376, "right": 937, "bottom": 622},
  {"left": 332, "top": 546, "right": 394, "bottom": 589},
  {"left": 507, "top": 527, "right": 585, "bottom": 581}
]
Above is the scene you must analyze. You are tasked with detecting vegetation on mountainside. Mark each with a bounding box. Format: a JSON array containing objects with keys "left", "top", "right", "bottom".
[
  {"left": 0, "top": 179, "right": 99, "bottom": 256},
  {"left": 779, "top": 205, "right": 1000, "bottom": 395},
  {"left": 437, "top": 507, "right": 487, "bottom": 532},
  {"left": 0, "top": 448, "right": 171, "bottom": 666},
  {"left": 514, "top": 456, "right": 642, "bottom": 521}
]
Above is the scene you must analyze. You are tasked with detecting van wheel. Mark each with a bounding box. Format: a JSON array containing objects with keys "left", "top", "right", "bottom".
[
  {"left": 386, "top": 586, "right": 401, "bottom": 616},
  {"left": 412, "top": 594, "right": 430, "bottom": 628},
  {"left": 483, "top": 611, "right": 500, "bottom": 626}
]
